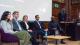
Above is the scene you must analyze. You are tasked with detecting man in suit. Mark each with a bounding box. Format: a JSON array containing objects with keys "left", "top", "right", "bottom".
[
  {"left": 12, "top": 11, "right": 22, "bottom": 31},
  {"left": 48, "top": 16, "right": 65, "bottom": 44},
  {"left": 48, "top": 16, "right": 63, "bottom": 35},
  {"left": 33, "top": 15, "right": 46, "bottom": 40}
]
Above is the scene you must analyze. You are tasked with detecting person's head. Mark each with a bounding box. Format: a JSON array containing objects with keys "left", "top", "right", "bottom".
[
  {"left": 61, "top": 8, "right": 66, "bottom": 13},
  {"left": 1, "top": 11, "right": 11, "bottom": 22},
  {"left": 35, "top": 15, "right": 40, "bottom": 21},
  {"left": 13, "top": 11, "right": 19, "bottom": 19},
  {"left": 23, "top": 15, "right": 28, "bottom": 22},
  {"left": 51, "top": 16, "right": 58, "bottom": 21}
]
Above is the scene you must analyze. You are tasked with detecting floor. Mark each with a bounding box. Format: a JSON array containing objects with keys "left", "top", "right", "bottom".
[{"left": 39, "top": 40, "right": 80, "bottom": 45}]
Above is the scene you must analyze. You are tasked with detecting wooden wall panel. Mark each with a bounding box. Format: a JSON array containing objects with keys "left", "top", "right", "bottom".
[{"left": 52, "top": 8, "right": 60, "bottom": 17}]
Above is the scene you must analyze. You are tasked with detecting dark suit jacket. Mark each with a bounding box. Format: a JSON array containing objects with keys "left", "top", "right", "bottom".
[
  {"left": 20, "top": 21, "right": 31, "bottom": 31},
  {"left": 48, "top": 21, "right": 64, "bottom": 35},
  {"left": 58, "top": 12, "right": 66, "bottom": 21},
  {"left": 33, "top": 21, "right": 46, "bottom": 36},
  {"left": 12, "top": 19, "right": 22, "bottom": 31},
  {"left": 33, "top": 21, "right": 44, "bottom": 30}
]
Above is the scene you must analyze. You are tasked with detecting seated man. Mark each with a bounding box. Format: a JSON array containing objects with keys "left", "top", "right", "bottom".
[
  {"left": 48, "top": 16, "right": 65, "bottom": 44},
  {"left": 12, "top": 11, "right": 31, "bottom": 45},
  {"left": 33, "top": 15, "right": 47, "bottom": 42}
]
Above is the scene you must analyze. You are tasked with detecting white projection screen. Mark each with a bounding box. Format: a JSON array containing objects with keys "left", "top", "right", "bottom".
[{"left": 0, "top": 0, "right": 52, "bottom": 21}]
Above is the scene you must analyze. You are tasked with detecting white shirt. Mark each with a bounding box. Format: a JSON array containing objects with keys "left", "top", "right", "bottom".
[{"left": 24, "top": 22, "right": 29, "bottom": 29}]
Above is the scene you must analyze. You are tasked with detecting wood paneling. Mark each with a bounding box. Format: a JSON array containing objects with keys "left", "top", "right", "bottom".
[
  {"left": 71, "top": 4, "right": 80, "bottom": 20},
  {"left": 52, "top": 8, "right": 60, "bottom": 17}
]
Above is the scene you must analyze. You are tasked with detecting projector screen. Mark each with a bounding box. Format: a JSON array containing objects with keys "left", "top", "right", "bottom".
[{"left": 0, "top": 0, "right": 52, "bottom": 21}]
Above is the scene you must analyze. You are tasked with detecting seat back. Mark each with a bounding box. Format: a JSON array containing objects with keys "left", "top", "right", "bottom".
[
  {"left": 0, "top": 27, "right": 4, "bottom": 45},
  {"left": 0, "top": 27, "right": 4, "bottom": 34}
]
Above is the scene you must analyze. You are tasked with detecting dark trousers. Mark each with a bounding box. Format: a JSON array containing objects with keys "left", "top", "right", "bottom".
[
  {"left": 37, "top": 29, "right": 45, "bottom": 36},
  {"left": 29, "top": 32, "right": 39, "bottom": 45},
  {"left": 30, "top": 37, "right": 39, "bottom": 45}
]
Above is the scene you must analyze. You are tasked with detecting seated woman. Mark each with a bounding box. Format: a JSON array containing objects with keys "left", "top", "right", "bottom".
[
  {"left": 20, "top": 15, "right": 39, "bottom": 45},
  {"left": 20, "top": 15, "right": 32, "bottom": 32},
  {"left": 0, "top": 11, "right": 31, "bottom": 45}
]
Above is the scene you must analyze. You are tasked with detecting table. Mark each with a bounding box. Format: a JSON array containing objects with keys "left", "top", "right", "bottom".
[{"left": 44, "top": 35, "right": 70, "bottom": 45}]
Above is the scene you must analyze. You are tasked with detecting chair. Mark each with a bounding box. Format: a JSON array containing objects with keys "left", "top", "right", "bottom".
[{"left": 0, "top": 28, "right": 20, "bottom": 45}]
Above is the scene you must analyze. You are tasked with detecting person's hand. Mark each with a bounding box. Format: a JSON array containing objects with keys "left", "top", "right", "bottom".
[
  {"left": 53, "top": 28, "right": 57, "bottom": 30},
  {"left": 44, "top": 29, "right": 48, "bottom": 32},
  {"left": 15, "top": 31, "right": 18, "bottom": 32},
  {"left": 28, "top": 30, "right": 33, "bottom": 32},
  {"left": 14, "top": 31, "right": 18, "bottom": 33}
]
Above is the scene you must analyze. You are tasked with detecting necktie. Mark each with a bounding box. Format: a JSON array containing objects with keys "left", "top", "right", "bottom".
[
  {"left": 16, "top": 20, "right": 22, "bottom": 31},
  {"left": 37, "top": 21, "right": 41, "bottom": 29}
]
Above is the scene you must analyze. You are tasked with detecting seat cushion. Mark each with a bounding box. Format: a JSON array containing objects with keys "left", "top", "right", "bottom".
[
  {"left": 0, "top": 28, "right": 19, "bottom": 43},
  {"left": 1, "top": 33, "right": 19, "bottom": 43}
]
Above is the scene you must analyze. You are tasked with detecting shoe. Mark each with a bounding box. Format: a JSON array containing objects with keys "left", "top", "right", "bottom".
[
  {"left": 61, "top": 41, "right": 65, "bottom": 44},
  {"left": 32, "top": 41, "right": 39, "bottom": 45}
]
